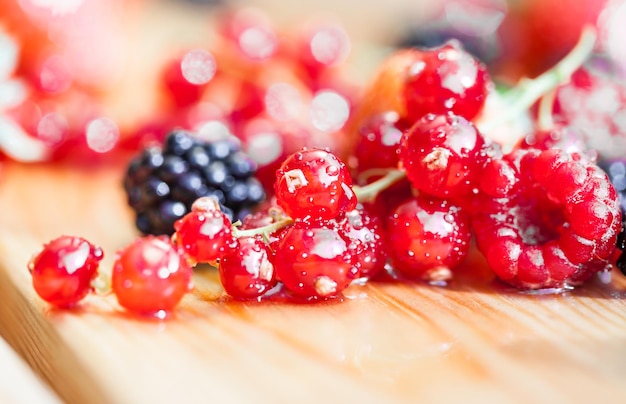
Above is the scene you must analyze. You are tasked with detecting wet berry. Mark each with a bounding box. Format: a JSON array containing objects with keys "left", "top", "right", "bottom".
[
  {"left": 386, "top": 195, "right": 471, "bottom": 282},
  {"left": 112, "top": 235, "right": 192, "bottom": 316},
  {"left": 28, "top": 236, "right": 103, "bottom": 308},
  {"left": 273, "top": 222, "right": 358, "bottom": 299},
  {"left": 274, "top": 148, "right": 357, "bottom": 221},
  {"left": 403, "top": 40, "right": 491, "bottom": 122},
  {"left": 123, "top": 129, "right": 265, "bottom": 235},
  {"left": 173, "top": 196, "right": 235, "bottom": 265},
  {"left": 352, "top": 111, "right": 409, "bottom": 174},
  {"left": 219, "top": 237, "right": 277, "bottom": 299}
]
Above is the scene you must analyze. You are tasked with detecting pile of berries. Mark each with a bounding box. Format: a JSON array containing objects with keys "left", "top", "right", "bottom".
[{"left": 27, "top": 22, "right": 626, "bottom": 317}]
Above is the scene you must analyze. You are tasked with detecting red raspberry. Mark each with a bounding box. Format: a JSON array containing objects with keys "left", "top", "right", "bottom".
[
  {"left": 173, "top": 197, "right": 235, "bottom": 265},
  {"left": 274, "top": 148, "right": 357, "bottom": 221},
  {"left": 219, "top": 237, "right": 277, "bottom": 300},
  {"left": 28, "top": 236, "right": 103, "bottom": 308},
  {"left": 473, "top": 148, "right": 621, "bottom": 289},
  {"left": 403, "top": 40, "right": 491, "bottom": 122},
  {"left": 112, "top": 235, "right": 193, "bottom": 316},
  {"left": 399, "top": 112, "right": 493, "bottom": 203},
  {"left": 386, "top": 195, "right": 471, "bottom": 282},
  {"left": 273, "top": 222, "right": 358, "bottom": 300}
]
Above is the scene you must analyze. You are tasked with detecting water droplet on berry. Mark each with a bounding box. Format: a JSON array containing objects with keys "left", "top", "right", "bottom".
[
  {"left": 181, "top": 49, "right": 216, "bottom": 85},
  {"left": 86, "top": 117, "right": 119, "bottom": 153},
  {"left": 409, "top": 61, "right": 426, "bottom": 76},
  {"left": 310, "top": 90, "right": 350, "bottom": 132}
]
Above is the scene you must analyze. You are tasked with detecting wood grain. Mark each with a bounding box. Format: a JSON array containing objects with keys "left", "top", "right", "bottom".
[{"left": 2, "top": 160, "right": 626, "bottom": 403}]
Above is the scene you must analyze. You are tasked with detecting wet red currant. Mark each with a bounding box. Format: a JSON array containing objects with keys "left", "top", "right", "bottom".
[
  {"left": 173, "top": 196, "right": 235, "bottom": 265},
  {"left": 274, "top": 148, "right": 357, "bottom": 221},
  {"left": 403, "top": 40, "right": 491, "bottom": 122},
  {"left": 112, "top": 235, "right": 192, "bottom": 316},
  {"left": 28, "top": 236, "right": 103, "bottom": 308},
  {"left": 386, "top": 195, "right": 471, "bottom": 282},
  {"left": 219, "top": 237, "right": 277, "bottom": 299},
  {"left": 273, "top": 222, "right": 358, "bottom": 299}
]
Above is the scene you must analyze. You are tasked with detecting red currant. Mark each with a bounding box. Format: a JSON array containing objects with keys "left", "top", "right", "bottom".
[
  {"left": 219, "top": 237, "right": 277, "bottom": 299},
  {"left": 403, "top": 40, "right": 491, "bottom": 122},
  {"left": 274, "top": 147, "right": 357, "bottom": 221},
  {"left": 386, "top": 195, "right": 471, "bottom": 282},
  {"left": 112, "top": 235, "right": 192, "bottom": 316},
  {"left": 173, "top": 196, "right": 235, "bottom": 265},
  {"left": 399, "top": 112, "right": 492, "bottom": 202},
  {"left": 353, "top": 111, "right": 410, "bottom": 174},
  {"left": 273, "top": 222, "right": 358, "bottom": 299},
  {"left": 28, "top": 236, "right": 103, "bottom": 308}
]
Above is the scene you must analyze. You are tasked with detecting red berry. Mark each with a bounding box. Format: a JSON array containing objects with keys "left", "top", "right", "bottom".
[
  {"left": 403, "top": 40, "right": 491, "bottom": 122},
  {"left": 274, "top": 148, "right": 357, "bottom": 221},
  {"left": 274, "top": 222, "right": 358, "bottom": 299},
  {"left": 112, "top": 235, "right": 192, "bottom": 316},
  {"left": 336, "top": 206, "right": 386, "bottom": 279},
  {"left": 173, "top": 197, "right": 235, "bottom": 265},
  {"left": 219, "top": 237, "right": 277, "bottom": 299},
  {"left": 28, "top": 236, "right": 103, "bottom": 308},
  {"left": 473, "top": 148, "right": 621, "bottom": 289},
  {"left": 353, "top": 111, "right": 409, "bottom": 174},
  {"left": 399, "top": 112, "right": 492, "bottom": 202},
  {"left": 386, "top": 195, "right": 471, "bottom": 282}
]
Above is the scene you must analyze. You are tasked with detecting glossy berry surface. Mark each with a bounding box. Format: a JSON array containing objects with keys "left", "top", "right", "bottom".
[
  {"left": 124, "top": 130, "right": 265, "bottom": 235},
  {"left": 112, "top": 235, "right": 192, "bottom": 315},
  {"left": 273, "top": 222, "right": 358, "bottom": 299},
  {"left": 352, "top": 111, "right": 409, "bottom": 174},
  {"left": 28, "top": 236, "right": 103, "bottom": 308},
  {"left": 219, "top": 237, "right": 277, "bottom": 299},
  {"left": 274, "top": 148, "right": 357, "bottom": 221},
  {"left": 336, "top": 206, "right": 386, "bottom": 279},
  {"left": 399, "top": 113, "right": 492, "bottom": 202},
  {"left": 473, "top": 148, "right": 621, "bottom": 289},
  {"left": 173, "top": 197, "right": 235, "bottom": 265},
  {"left": 386, "top": 195, "right": 471, "bottom": 282},
  {"left": 403, "top": 40, "right": 491, "bottom": 122}
]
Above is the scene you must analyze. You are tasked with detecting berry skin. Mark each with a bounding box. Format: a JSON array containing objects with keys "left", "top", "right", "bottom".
[
  {"left": 473, "top": 148, "right": 621, "bottom": 289},
  {"left": 386, "top": 195, "right": 471, "bottom": 282},
  {"left": 124, "top": 130, "right": 265, "bottom": 235},
  {"left": 28, "top": 236, "right": 103, "bottom": 308},
  {"left": 173, "top": 197, "right": 236, "bottom": 266},
  {"left": 273, "top": 222, "right": 358, "bottom": 299},
  {"left": 112, "top": 235, "right": 192, "bottom": 316},
  {"left": 219, "top": 237, "right": 277, "bottom": 300},
  {"left": 336, "top": 206, "right": 386, "bottom": 280},
  {"left": 403, "top": 40, "right": 491, "bottom": 122},
  {"left": 399, "top": 112, "right": 492, "bottom": 203},
  {"left": 274, "top": 148, "right": 357, "bottom": 221}
]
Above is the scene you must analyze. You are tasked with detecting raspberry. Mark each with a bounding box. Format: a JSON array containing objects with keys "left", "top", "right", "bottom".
[
  {"left": 386, "top": 195, "right": 471, "bottom": 282},
  {"left": 274, "top": 147, "right": 357, "bottom": 221},
  {"left": 124, "top": 130, "right": 265, "bottom": 235},
  {"left": 28, "top": 236, "right": 103, "bottom": 307},
  {"left": 112, "top": 235, "right": 192, "bottom": 316},
  {"left": 473, "top": 148, "right": 621, "bottom": 289}
]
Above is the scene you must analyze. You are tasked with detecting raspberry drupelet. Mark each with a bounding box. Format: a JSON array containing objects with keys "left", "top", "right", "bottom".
[{"left": 472, "top": 148, "right": 621, "bottom": 289}]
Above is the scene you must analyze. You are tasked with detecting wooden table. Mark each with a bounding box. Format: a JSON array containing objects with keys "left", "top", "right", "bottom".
[{"left": 2, "top": 160, "right": 626, "bottom": 403}]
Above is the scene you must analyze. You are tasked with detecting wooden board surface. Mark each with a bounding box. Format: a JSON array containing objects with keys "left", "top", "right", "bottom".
[{"left": 2, "top": 160, "right": 626, "bottom": 403}]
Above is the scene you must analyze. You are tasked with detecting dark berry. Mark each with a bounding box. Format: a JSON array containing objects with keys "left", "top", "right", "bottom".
[{"left": 124, "top": 130, "right": 266, "bottom": 235}]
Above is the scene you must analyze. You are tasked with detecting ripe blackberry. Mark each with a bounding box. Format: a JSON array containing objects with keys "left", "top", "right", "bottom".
[{"left": 124, "top": 130, "right": 266, "bottom": 235}]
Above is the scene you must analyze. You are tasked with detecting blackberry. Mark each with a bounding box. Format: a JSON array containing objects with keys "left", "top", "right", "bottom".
[
  {"left": 598, "top": 159, "right": 626, "bottom": 275},
  {"left": 123, "top": 129, "right": 265, "bottom": 235}
]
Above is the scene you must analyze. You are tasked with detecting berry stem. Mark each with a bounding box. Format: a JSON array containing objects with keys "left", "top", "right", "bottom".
[
  {"left": 537, "top": 88, "right": 557, "bottom": 131},
  {"left": 479, "top": 25, "right": 596, "bottom": 133},
  {"left": 232, "top": 217, "right": 294, "bottom": 238},
  {"left": 353, "top": 168, "right": 406, "bottom": 202},
  {"left": 91, "top": 267, "right": 112, "bottom": 295}
]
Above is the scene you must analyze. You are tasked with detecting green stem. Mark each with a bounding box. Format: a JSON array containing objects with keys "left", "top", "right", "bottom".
[
  {"left": 478, "top": 25, "right": 596, "bottom": 133},
  {"left": 232, "top": 217, "right": 294, "bottom": 238},
  {"left": 353, "top": 169, "right": 406, "bottom": 202}
]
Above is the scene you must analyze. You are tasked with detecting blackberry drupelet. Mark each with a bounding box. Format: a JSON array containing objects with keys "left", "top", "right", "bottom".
[{"left": 123, "top": 130, "right": 265, "bottom": 235}]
